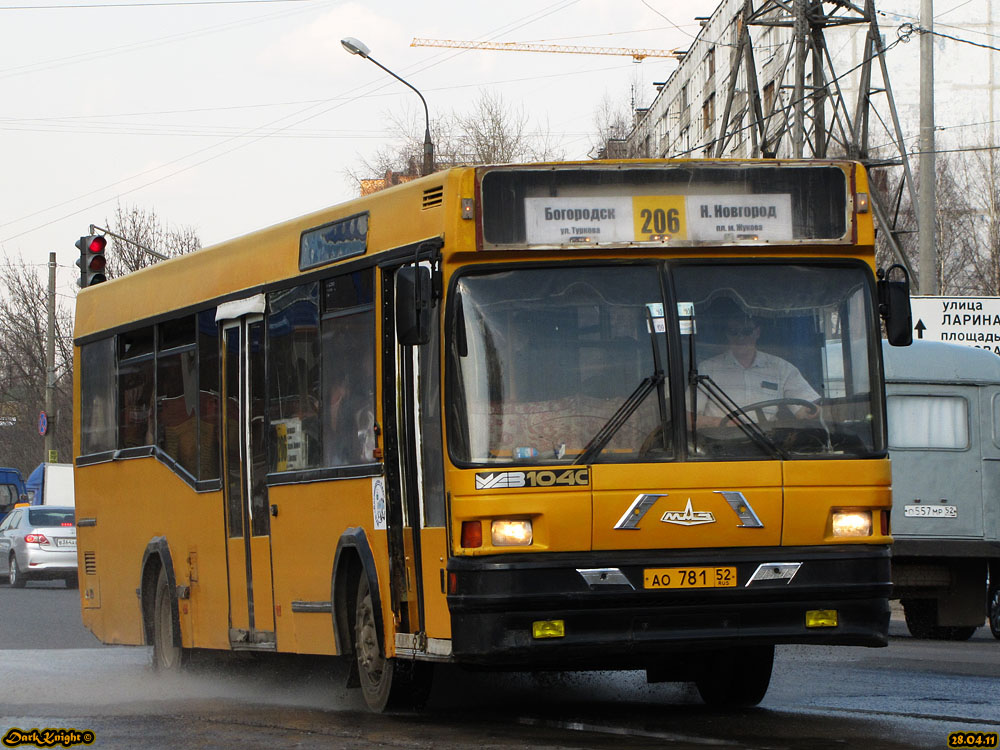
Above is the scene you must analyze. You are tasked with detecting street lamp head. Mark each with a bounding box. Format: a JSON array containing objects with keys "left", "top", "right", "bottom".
[{"left": 341, "top": 37, "right": 370, "bottom": 58}]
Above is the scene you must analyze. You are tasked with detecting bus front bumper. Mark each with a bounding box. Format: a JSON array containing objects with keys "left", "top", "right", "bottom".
[{"left": 446, "top": 544, "right": 890, "bottom": 669}]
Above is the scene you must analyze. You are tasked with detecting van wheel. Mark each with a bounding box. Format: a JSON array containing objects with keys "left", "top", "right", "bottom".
[
  {"left": 152, "top": 567, "right": 186, "bottom": 670},
  {"left": 989, "top": 588, "right": 1000, "bottom": 640},
  {"left": 354, "top": 575, "right": 432, "bottom": 712},
  {"left": 694, "top": 645, "right": 774, "bottom": 708},
  {"left": 902, "top": 598, "right": 940, "bottom": 639},
  {"left": 9, "top": 554, "right": 26, "bottom": 588},
  {"left": 902, "top": 598, "right": 974, "bottom": 640}
]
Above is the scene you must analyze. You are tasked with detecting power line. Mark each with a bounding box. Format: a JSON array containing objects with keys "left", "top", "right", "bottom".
[
  {"left": 0, "top": 0, "right": 592, "bottom": 243},
  {"left": 898, "top": 22, "right": 1000, "bottom": 53},
  {"left": 0, "top": 0, "right": 317, "bottom": 9}
]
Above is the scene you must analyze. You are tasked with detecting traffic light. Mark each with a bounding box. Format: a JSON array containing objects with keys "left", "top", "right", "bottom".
[{"left": 75, "top": 235, "right": 107, "bottom": 287}]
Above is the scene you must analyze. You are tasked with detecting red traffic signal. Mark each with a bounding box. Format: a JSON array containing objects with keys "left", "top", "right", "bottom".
[{"left": 75, "top": 234, "right": 107, "bottom": 287}]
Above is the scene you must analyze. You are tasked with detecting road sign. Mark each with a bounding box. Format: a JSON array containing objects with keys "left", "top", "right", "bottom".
[
  {"left": 38, "top": 411, "right": 48, "bottom": 436},
  {"left": 909, "top": 296, "right": 1000, "bottom": 355}
]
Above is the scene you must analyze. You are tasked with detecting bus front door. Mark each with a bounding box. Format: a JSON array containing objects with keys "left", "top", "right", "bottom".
[
  {"left": 221, "top": 310, "right": 276, "bottom": 649},
  {"left": 381, "top": 263, "right": 449, "bottom": 654}
]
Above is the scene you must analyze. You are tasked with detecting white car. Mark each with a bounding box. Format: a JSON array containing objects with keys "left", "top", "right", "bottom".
[{"left": 0, "top": 506, "right": 77, "bottom": 588}]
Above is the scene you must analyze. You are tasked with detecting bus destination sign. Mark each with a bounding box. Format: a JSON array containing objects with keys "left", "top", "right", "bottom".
[{"left": 524, "top": 194, "right": 792, "bottom": 244}]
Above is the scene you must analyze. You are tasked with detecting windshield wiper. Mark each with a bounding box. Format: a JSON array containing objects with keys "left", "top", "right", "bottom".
[
  {"left": 691, "top": 372, "right": 786, "bottom": 460},
  {"left": 574, "top": 372, "right": 664, "bottom": 466}
]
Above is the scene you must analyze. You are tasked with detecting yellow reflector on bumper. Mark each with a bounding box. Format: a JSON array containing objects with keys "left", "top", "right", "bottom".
[
  {"left": 805, "top": 609, "right": 839, "bottom": 628},
  {"left": 532, "top": 619, "right": 565, "bottom": 639}
]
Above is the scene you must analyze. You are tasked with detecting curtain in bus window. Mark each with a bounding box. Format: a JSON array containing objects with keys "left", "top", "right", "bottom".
[
  {"left": 267, "top": 283, "right": 321, "bottom": 472},
  {"left": 321, "top": 310, "right": 375, "bottom": 467},
  {"left": 119, "top": 360, "right": 154, "bottom": 449},
  {"left": 887, "top": 395, "right": 968, "bottom": 449},
  {"left": 198, "top": 309, "right": 220, "bottom": 480},
  {"left": 80, "top": 337, "right": 116, "bottom": 454},
  {"left": 157, "top": 348, "right": 198, "bottom": 476},
  {"left": 156, "top": 315, "right": 198, "bottom": 476}
]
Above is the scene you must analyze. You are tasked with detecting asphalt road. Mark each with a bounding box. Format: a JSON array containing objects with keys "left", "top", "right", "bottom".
[{"left": 1, "top": 581, "right": 998, "bottom": 749}]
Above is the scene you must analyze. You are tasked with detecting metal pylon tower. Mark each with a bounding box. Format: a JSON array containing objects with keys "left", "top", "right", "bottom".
[{"left": 713, "top": 0, "right": 917, "bottom": 277}]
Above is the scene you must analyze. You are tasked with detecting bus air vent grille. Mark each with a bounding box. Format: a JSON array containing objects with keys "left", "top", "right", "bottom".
[
  {"left": 422, "top": 186, "right": 444, "bottom": 209},
  {"left": 84, "top": 551, "right": 97, "bottom": 575}
]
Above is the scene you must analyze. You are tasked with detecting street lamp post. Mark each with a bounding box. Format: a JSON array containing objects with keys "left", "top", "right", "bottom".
[{"left": 341, "top": 36, "right": 434, "bottom": 177}]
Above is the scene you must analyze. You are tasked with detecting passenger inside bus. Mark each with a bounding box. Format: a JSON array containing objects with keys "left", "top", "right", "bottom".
[{"left": 323, "top": 341, "right": 375, "bottom": 467}]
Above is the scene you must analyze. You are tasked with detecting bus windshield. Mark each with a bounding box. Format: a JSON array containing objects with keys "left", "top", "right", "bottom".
[
  {"left": 448, "top": 262, "right": 882, "bottom": 465},
  {"left": 449, "top": 266, "right": 668, "bottom": 465},
  {"left": 676, "top": 262, "right": 883, "bottom": 460}
]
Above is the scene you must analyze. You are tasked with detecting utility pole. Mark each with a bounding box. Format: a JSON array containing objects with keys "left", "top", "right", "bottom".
[
  {"left": 45, "top": 251, "right": 55, "bottom": 462},
  {"left": 918, "top": 0, "right": 938, "bottom": 294}
]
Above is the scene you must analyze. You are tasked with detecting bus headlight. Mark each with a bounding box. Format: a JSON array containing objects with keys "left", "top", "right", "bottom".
[
  {"left": 491, "top": 519, "right": 533, "bottom": 546},
  {"left": 832, "top": 510, "right": 872, "bottom": 537}
]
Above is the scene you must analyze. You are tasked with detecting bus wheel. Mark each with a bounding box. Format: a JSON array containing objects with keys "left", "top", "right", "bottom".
[
  {"left": 354, "top": 576, "right": 432, "bottom": 712},
  {"left": 694, "top": 645, "right": 773, "bottom": 708},
  {"left": 988, "top": 588, "right": 1000, "bottom": 640},
  {"left": 152, "top": 567, "right": 185, "bottom": 671}
]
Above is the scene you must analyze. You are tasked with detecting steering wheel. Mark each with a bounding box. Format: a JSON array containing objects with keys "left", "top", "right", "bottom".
[{"left": 723, "top": 398, "right": 818, "bottom": 425}]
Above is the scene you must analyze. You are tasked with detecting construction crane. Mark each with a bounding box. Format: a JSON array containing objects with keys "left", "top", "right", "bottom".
[{"left": 410, "top": 38, "right": 685, "bottom": 62}]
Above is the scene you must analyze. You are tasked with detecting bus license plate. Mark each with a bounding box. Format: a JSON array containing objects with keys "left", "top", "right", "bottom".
[{"left": 643, "top": 566, "right": 737, "bottom": 589}]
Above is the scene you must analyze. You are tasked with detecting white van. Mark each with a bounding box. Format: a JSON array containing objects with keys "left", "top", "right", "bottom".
[{"left": 883, "top": 340, "right": 1000, "bottom": 640}]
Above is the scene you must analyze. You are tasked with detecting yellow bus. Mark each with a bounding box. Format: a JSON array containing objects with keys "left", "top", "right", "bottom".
[{"left": 74, "top": 159, "right": 912, "bottom": 711}]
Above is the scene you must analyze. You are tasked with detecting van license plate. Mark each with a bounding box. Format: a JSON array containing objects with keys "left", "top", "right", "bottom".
[
  {"left": 903, "top": 505, "right": 957, "bottom": 518},
  {"left": 643, "top": 567, "right": 737, "bottom": 589}
]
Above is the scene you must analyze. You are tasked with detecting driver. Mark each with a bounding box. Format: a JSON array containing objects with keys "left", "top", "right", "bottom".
[{"left": 697, "top": 307, "right": 819, "bottom": 425}]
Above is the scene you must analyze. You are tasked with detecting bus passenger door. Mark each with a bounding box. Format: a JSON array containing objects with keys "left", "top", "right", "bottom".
[
  {"left": 382, "top": 262, "right": 448, "bottom": 651},
  {"left": 220, "top": 308, "right": 276, "bottom": 649}
]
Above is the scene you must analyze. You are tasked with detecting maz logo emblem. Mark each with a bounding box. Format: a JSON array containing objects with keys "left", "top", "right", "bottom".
[
  {"left": 613, "top": 491, "right": 763, "bottom": 530},
  {"left": 660, "top": 498, "right": 716, "bottom": 526}
]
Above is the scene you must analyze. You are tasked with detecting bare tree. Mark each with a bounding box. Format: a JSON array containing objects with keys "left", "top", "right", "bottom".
[
  {"left": 0, "top": 255, "right": 74, "bottom": 475},
  {"left": 104, "top": 202, "right": 202, "bottom": 278},
  {"left": 346, "top": 90, "right": 565, "bottom": 192},
  {"left": 955, "top": 144, "right": 1000, "bottom": 295},
  {"left": 589, "top": 91, "right": 633, "bottom": 159},
  {"left": 456, "top": 90, "right": 563, "bottom": 163},
  {"left": 875, "top": 154, "right": 980, "bottom": 295}
]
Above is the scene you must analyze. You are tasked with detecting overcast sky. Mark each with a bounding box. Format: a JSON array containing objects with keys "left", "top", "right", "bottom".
[{"left": 0, "top": 0, "right": 710, "bottom": 292}]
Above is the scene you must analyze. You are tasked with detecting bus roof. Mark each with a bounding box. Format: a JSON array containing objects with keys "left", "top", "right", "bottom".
[
  {"left": 882, "top": 339, "right": 1000, "bottom": 384},
  {"left": 73, "top": 167, "right": 464, "bottom": 342}
]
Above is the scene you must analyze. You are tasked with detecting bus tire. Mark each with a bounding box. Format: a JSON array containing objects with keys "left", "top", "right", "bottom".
[
  {"left": 694, "top": 645, "right": 773, "bottom": 708},
  {"left": 354, "top": 575, "right": 432, "bottom": 712},
  {"left": 989, "top": 588, "right": 1000, "bottom": 640},
  {"left": 152, "top": 566, "right": 185, "bottom": 671}
]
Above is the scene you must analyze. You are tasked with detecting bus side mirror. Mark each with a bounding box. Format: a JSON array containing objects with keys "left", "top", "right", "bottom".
[
  {"left": 396, "top": 265, "right": 433, "bottom": 346},
  {"left": 877, "top": 264, "right": 913, "bottom": 347}
]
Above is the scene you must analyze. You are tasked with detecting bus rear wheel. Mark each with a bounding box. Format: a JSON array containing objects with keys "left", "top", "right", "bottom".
[
  {"left": 694, "top": 645, "right": 774, "bottom": 708},
  {"left": 152, "top": 567, "right": 186, "bottom": 671},
  {"left": 354, "top": 575, "right": 432, "bottom": 712}
]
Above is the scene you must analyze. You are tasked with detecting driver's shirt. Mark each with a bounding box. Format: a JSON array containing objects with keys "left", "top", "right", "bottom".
[{"left": 697, "top": 348, "right": 819, "bottom": 420}]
